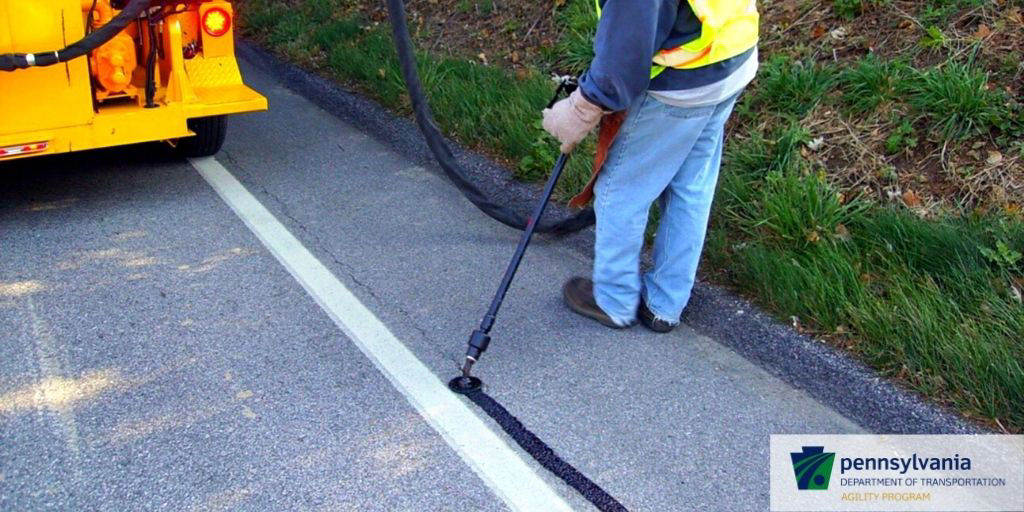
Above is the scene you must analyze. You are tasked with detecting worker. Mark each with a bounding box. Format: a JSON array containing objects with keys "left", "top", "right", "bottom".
[{"left": 543, "top": 0, "right": 759, "bottom": 333}]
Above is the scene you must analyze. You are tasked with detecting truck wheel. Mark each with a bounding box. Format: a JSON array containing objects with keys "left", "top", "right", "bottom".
[{"left": 175, "top": 116, "right": 227, "bottom": 157}]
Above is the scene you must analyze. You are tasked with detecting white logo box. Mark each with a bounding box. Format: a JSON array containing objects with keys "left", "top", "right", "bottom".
[{"left": 770, "top": 435, "right": 1024, "bottom": 512}]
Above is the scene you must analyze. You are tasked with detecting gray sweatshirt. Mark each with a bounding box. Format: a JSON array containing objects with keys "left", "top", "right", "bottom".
[{"left": 579, "top": 0, "right": 755, "bottom": 111}]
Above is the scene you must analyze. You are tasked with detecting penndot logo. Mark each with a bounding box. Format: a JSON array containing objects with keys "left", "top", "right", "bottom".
[{"left": 790, "top": 446, "right": 835, "bottom": 490}]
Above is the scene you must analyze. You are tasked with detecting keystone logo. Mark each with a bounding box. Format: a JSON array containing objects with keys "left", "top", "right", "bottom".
[{"left": 791, "top": 446, "right": 836, "bottom": 490}]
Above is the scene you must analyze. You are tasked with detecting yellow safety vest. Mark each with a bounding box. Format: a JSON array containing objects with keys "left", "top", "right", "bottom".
[{"left": 596, "top": 0, "right": 759, "bottom": 78}]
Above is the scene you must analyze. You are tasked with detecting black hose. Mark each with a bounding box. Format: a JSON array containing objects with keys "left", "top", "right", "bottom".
[
  {"left": 144, "top": 20, "right": 159, "bottom": 108},
  {"left": 385, "top": 0, "right": 595, "bottom": 235},
  {"left": 0, "top": 0, "right": 151, "bottom": 72}
]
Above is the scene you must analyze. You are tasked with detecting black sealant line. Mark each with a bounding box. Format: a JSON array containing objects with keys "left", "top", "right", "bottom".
[{"left": 464, "top": 390, "right": 629, "bottom": 512}]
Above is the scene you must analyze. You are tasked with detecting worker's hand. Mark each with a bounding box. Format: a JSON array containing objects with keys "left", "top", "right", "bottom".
[{"left": 542, "top": 88, "right": 604, "bottom": 154}]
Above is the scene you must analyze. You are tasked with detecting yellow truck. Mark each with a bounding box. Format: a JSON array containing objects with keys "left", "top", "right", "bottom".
[{"left": 0, "top": 0, "right": 266, "bottom": 161}]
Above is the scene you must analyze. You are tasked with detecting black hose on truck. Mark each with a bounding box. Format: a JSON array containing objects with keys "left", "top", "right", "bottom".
[
  {"left": 385, "top": 0, "right": 595, "bottom": 235},
  {"left": 0, "top": 0, "right": 151, "bottom": 72}
]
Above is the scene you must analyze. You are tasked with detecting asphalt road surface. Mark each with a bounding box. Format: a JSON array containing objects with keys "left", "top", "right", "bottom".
[{"left": 1, "top": 57, "right": 866, "bottom": 511}]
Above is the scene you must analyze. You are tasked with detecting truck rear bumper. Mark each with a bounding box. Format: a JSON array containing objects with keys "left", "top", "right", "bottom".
[{"left": 0, "top": 84, "right": 266, "bottom": 162}]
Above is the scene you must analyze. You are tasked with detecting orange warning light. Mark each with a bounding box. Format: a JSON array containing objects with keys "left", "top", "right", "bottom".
[{"left": 202, "top": 7, "right": 231, "bottom": 37}]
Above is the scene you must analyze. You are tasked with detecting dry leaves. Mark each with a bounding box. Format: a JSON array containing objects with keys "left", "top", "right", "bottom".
[
  {"left": 835, "top": 223, "right": 852, "bottom": 242},
  {"left": 1008, "top": 7, "right": 1023, "bottom": 26},
  {"left": 902, "top": 189, "right": 923, "bottom": 208}
]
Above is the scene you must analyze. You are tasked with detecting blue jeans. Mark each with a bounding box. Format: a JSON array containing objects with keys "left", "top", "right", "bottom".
[{"left": 593, "top": 91, "right": 740, "bottom": 326}]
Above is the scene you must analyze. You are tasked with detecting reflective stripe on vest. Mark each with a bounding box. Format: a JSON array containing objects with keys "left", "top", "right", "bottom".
[{"left": 595, "top": 0, "right": 759, "bottom": 78}]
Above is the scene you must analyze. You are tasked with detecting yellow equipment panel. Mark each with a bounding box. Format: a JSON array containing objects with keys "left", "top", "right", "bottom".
[{"left": 0, "top": 0, "right": 94, "bottom": 135}]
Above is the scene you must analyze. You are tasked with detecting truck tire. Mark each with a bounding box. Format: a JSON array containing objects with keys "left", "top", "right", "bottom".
[{"left": 175, "top": 116, "right": 227, "bottom": 157}]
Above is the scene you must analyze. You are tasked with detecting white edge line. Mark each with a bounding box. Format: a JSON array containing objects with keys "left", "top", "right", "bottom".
[{"left": 190, "top": 156, "right": 575, "bottom": 512}]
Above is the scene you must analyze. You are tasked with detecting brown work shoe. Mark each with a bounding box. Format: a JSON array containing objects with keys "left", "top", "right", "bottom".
[
  {"left": 562, "top": 277, "right": 634, "bottom": 329},
  {"left": 638, "top": 298, "right": 676, "bottom": 334}
]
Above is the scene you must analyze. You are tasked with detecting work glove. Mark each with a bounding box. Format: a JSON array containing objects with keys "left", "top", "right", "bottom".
[{"left": 542, "top": 88, "right": 604, "bottom": 154}]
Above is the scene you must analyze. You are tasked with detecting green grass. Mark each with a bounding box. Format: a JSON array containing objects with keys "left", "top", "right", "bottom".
[
  {"left": 312, "top": 18, "right": 363, "bottom": 49},
  {"left": 552, "top": 0, "right": 598, "bottom": 75},
  {"left": 918, "top": 0, "right": 987, "bottom": 26},
  {"left": 753, "top": 56, "right": 837, "bottom": 119},
  {"left": 833, "top": 0, "right": 889, "bottom": 20},
  {"left": 711, "top": 132, "right": 1024, "bottom": 427},
  {"left": 242, "top": 0, "right": 1024, "bottom": 431},
  {"left": 711, "top": 225, "right": 1023, "bottom": 425},
  {"left": 907, "top": 62, "right": 1009, "bottom": 141},
  {"left": 839, "top": 54, "right": 907, "bottom": 114},
  {"left": 242, "top": 0, "right": 590, "bottom": 182}
]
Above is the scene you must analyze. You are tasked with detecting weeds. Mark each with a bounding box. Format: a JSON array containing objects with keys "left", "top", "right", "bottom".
[
  {"left": 918, "top": 26, "right": 948, "bottom": 50},
  {"left": 884, "top": 120, "right": 918, "bottom": 154},
  {"left": 981, "top": 240, "right": 1023, "bottom": 270}
]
